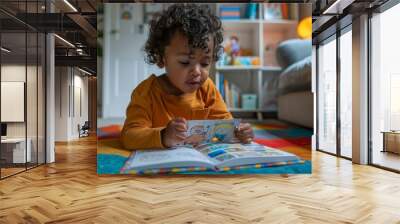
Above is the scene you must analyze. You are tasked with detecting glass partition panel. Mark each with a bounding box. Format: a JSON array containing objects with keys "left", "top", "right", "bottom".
[
  {"left": 38, "top": 32, "right": 45, "bottom": 165},
  {"left": 27, "top": 30, "right": 38, "bottom": 169},
  {"left": 1, "top": 30, "right": 27, "bottom": 177},
  {"left": 371, "top": 4, "right": 400, "bottom": 171},
  {"left": 317, "top": 37, "right": 337, "bottom": 154},
  {"left": 339, "top": 29, "right": 352, "bottom": 158}
]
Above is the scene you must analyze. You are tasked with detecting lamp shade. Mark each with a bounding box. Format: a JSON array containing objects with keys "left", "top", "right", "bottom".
[{"left": 297, "top": 17, "right": 312, "bottom": 39}]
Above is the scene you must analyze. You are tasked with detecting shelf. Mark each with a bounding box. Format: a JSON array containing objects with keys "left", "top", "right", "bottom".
[
  {"left": 221, "top": 19, "right": 297, "bottom": 25},
  {"left": 262, "top": 19, "right": 298, "bottom": 25},
  {"left": 216, "top": 65, "right": 261, "bottom": 71},
  {"left": 221, "top": 19, "right": 260, "bottom": 24},
  {"left": 216, "top": 66, "right": 281, "bottom": 72},
  {"left": 262, "top": 66, "right": 281, "bottom": 72}
]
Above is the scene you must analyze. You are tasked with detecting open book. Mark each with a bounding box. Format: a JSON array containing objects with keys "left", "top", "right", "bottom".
[{"left": 120, "top": 142, "right": 302, "bottom": 174}]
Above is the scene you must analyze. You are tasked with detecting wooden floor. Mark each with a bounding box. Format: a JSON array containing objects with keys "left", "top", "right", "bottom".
[
  {"left": 372, "top": 150, "right": 400, "bottom": 171},
  {"left": 1, "top": 136, "right": 400, "bottom": 223}
]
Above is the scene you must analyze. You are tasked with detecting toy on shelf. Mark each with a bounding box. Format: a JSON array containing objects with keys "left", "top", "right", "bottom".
[
  {"left": 230, "top": 36, "right": 240, "bottom": 57},
  {"left": 220, "top": 35, "right": 260, "bottom": 67}
]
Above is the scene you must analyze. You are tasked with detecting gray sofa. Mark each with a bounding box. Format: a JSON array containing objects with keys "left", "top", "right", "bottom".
[{"left": 275, "top": 39, "right": 313, "bottom": 128}]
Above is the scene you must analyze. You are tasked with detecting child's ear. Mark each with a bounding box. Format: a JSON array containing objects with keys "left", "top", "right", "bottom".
[{"left": 157, "top": 57, "right": 165, "bottom": 68}]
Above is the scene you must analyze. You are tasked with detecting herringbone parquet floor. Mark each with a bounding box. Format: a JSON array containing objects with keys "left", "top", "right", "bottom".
[{"left": 1, "top": 136, "right": 400, "bottom": 224}]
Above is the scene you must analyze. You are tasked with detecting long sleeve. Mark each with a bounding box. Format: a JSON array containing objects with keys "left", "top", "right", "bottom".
[
  {"left": 120, "top": 88, "right": 165, "bottom": 150},
  {"left": 120, "top": 75, "right": 233, "bottom": 150}
]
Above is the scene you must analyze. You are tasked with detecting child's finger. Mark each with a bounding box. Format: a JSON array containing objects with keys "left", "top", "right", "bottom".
[
  {"left": 241, "top": 129, "right": 254, "bottom": 137},
  {"left": 244, "top": 138, "right": 252, "bottom": 144},
  {"left": 174, "top": 117, "right": 187, "bottom": 124},
  {"left": 238, "top": 134, "right": 252, "bottom": 143},
  {"left": 174, "top": 123, "right": 187, "bottom": 132},
  {"left": 175, "top": 132, "right": 186, "bottom": 140},
  {"left": 239, "top": 123, "right": 251, "bottom": 130},
  {"left": 173, "top": 118, "right": 187, "bottom": 129}
]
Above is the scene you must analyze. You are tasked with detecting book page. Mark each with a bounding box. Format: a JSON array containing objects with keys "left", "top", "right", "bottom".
[
  {"left": 122, "top": 147, "right": 215, "bottom": 172},
  {"left": 184, "top": 119, "right": 241, "bottom": 145},
  {"left": 195, "top": 142, "right": 300, "bottom": 168}
]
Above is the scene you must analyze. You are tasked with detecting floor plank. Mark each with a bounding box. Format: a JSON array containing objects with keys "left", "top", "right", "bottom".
[{"left": 0, "top": 136, "right": 399, "bottom": 223}]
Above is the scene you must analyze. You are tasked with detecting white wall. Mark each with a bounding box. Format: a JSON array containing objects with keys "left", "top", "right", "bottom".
[
  {"left": 55, "top": 67, "right": 68, "bottom": 141},
  {"left": 1, "top": 63, "right": 46, "bottom": 164},
  {"left": 101, "top": 3, "right": 164, "bottom": 119},
  {"left": 55, "top": 67, "right": 89, "bottom": 141},
  {"left": 1, "top": 65, "right": 38, "bottom": 138},
  {"left": 72, "top": 74, "right": 89, "bottom": 138}
]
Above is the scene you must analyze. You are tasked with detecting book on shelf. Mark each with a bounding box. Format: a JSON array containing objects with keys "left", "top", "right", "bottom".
[
  {"left": 220, "top": 74, "right": 241, "bottom": 109},
  {"left": 263, "top": 3, "right": 292, "bottom": 20},
  {"left": 281, "top": 4, "right": 288, "bottom": 19},
  {"left": 220, "top": 73, "right": 225, "bottom": 100},
  {"left": 288, "top": 4, "right": 299, "bottom": 20},
  {"left": 263, "top": 3, "right": 282, "bottom": 20},
  {"left": 219, "top": 5, "right": 241, "bottom": 20},
  {"left": 120, "top": 142, "right": 302, "bottom": 174},
  {"left": 246, "top": 3, "right": 258, "bottom": 20},
  {"left": 231, "top": 83, "right": 241, "bottom": 109}
]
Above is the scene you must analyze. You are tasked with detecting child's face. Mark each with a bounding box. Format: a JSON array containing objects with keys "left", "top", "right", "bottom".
[{"left": 162, "top": 31, "right": 213, "bottom": 94}]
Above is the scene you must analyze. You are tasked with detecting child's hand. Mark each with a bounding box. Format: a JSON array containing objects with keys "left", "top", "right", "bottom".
[
  {"left": 161, "top": 117, "right": 188, "bottom": 148},
  {"left": 184, "top": 134, "right": 205, "bottom": 147},
  {"left": 234, "top": 122, "right": 254, "bottom": 144}
]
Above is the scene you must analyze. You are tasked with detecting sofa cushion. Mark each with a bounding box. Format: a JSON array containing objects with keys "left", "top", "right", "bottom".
[
  {"left": 276, "top": 39, "right": 312, "bottom": 69},
  {"left": 278, "top": 91, "right": 313, "bottom": 128},
  {"left": 278, "top": 56, "right": 311, "bottom": 96}
]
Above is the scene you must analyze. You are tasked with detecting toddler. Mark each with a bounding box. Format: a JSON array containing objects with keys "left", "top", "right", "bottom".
[{"left": 121, "top": 3, "right": 254, "bottom": 149}]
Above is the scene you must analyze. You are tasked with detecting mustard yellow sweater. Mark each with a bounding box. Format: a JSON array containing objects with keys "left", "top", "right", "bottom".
[{"left": 121, "top": 74, "right": 232, "bottom": 150}]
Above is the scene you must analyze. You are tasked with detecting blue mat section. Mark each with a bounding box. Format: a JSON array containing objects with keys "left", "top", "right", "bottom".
[
  {"left": 97, "top": 154, "right": 311, "bottom": 175},
  {"left": 97, "top": 154, "right": 128, "bottom": 174},
  {"left": 180, "top": 160, "right": 311, "bottom": 175}
]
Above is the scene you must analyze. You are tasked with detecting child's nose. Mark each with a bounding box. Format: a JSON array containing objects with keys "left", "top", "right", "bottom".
[{"left": 191, "top": 64, "right": 201, "bottom": 77}]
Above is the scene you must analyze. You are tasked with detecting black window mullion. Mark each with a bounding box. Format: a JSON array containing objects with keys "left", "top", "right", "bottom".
[
  {"left": 316, "top": 45, "right": 319, "bottom": 151},
  {"left": 336, "top": 26, "right": 341, "bottom": 157},
  {"left": 0, "top": 23, "right": 2, "bottom": 180},
  {"left": 36, "top": 0, "right": 39, "bottom": 168},
  {"left": 25, "top": 0, "right": 28, "bottom": 171},
  {"left": 367, "top": 11, "right": 373, "bottom": 165}
]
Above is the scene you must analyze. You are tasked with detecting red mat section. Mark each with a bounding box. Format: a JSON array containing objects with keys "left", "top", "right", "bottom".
[{"left": 254, "top": 137, "right": 311, "bottom": 148}]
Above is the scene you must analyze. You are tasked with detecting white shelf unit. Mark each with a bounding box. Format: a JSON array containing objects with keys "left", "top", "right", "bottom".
[{"left": 214, "top": 3, "right": 299, "bottom": 120}]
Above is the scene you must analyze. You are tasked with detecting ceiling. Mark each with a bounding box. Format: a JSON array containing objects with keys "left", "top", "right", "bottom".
[
  {"left": 2, "top": 0, "right": 393, "bottom": 74},
  {"left": 0, "top": 0, "right": 97, "bottom": 75},
  {"left": 311, "top": 0, "right": 390, "bottom": 44}
]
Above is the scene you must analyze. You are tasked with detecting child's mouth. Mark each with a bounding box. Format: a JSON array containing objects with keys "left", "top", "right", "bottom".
[{"left": 186, "top": 80, "right": 201, "bottom": 88}]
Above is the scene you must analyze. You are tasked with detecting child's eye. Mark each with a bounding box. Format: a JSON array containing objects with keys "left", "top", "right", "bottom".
[
  {"left": 201, "top": 63, "right": 210, "bottom": 67},
  {"left": 179, "top": 61, "right": 190, "bottom": 66}
]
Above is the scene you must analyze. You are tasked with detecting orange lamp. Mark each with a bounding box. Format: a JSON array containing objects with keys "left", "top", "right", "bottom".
[{"left": 297, "top": 16, "right": 312, "bottom": 39}]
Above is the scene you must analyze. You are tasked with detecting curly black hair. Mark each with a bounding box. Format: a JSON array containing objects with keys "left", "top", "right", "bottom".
[{"left": 144, "top": 4, "right": 224, "bottom": 66}]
